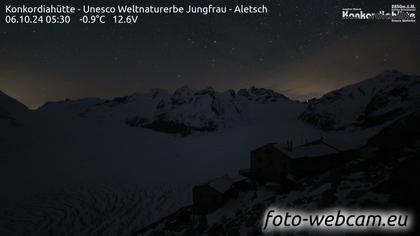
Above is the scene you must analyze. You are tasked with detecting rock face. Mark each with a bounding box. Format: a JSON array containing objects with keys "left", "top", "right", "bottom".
[
  {"left": 140, "top": 86, "right": 241, "bottom": 135},
  {"left": 140, "top": 86, "right": 295, "bottom": 135},
  {"left": 237, "top": 86, "right": 290, "bottom": 103},
  {"left": 299, "top": 70, "right": 420, "bottom": 131},
  {"left": 6, "top": 70, "right": 420, "bottom": 135},
  {"left": 137, "top": 86, "right": 294, "bottom": 135},
  {"left": 32, "top": 71, "right": 420, "bottom": 135},
  {"left": 44, "top": 86, "right": 293, "bottom": 135}
]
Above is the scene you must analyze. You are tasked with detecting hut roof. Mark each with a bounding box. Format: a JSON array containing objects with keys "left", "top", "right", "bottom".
[
  {"left": 273, "top": 138, "right": 340, "bottom": 159},
  {"left": 207, "top": 175, "right": 234, "bottom": 193}
]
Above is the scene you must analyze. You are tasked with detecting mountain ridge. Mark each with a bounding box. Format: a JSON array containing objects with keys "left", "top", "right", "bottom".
[
  {"left": 299, "top": 70, "right": 420, "bottom": 131},
  {"left": 2, "top": 70, "right": 419, "bottom": 135},
  {"left": 0, "top": 90, "right": 29, "bottom": 126},
  {"left": 1, "top": 71, "right": 419, "bottom": 235}
]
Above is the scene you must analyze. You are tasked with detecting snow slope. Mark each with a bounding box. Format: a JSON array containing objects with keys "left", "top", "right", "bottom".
[
  {"left": 0, "top": 91, "right": 30, "bottom": 162},
  {"left": 0, "top": 86, "right": 322, "bottom": 235},
  {"left": 0, "top": 72, "right": 417, "bottom": 235},
  {"left": 36, "top": 86, "right": 298, "bottom": 135},
  {"left": 299, "top": 70, "right": 420, "bottom": 130},
  {"left": 0, "top": 90, "right": 29, "bottom": 126}
]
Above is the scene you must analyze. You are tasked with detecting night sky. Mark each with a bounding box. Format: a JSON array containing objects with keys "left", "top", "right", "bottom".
[{"left": 1, "top": 0, "right": 419, "bottom": 108}]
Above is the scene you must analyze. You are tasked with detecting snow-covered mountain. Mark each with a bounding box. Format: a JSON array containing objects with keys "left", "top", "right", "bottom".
[
  {"left": 38, "top": 98, "right": 104, "bottom": 117},
  {"left": 137, "top": 86, "right": 294, "bottom": 135},
  {"left": 0, "top": 85, "right": 317, "bottom": 236},
  {"left": 37, "top": 86, "right": 297, "bottom": 135},
  {"left": 136, "top": 87, "right": 242, "bottom": 135},
  {"left": 0, "top": 90, "right": 29, "bottom": 126},
  {"left": 299, "top": 70, "right": 420, "bottom": 130},
  {"left": 1, "top": 71, "right": 419, "bottom": 235},
  {"left": 34, "top": 70, "right": 420, "bottom": 135}
]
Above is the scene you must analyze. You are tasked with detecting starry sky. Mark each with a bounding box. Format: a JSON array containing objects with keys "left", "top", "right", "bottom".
[{"left": 0, "top": 0, "right": 419, "bottom": 108}]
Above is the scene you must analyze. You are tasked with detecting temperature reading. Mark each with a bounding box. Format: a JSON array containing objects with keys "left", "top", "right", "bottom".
[{"left": 80, "top": 15, "right": 106, "bottom": 24}]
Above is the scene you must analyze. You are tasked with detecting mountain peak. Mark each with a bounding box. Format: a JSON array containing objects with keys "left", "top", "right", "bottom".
[
  {"left": 0, "top": 90, "right": 29, "bottom": 125},
  {"left": 237, "top": 86, "right": 290, "bottom": 103},
  {"left": 171, "top": 86, "right": 194, "bottom": 105},
  {"left": 0, "top": 90, "right": 29, "bottom": 112},
  {"left": 147, "top": 88, "right": 170, "bottom": 99},
  {"left": 375, "top": 70, "right": 404, "bottom": 79},
  {"left": 299, "top": 71, "right": 420, "bottom": 130},
  {"left": 194, "top": 86, "right": 215, "bottom": 97}
]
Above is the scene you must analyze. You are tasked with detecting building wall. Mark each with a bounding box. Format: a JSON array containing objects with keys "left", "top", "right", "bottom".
[
  {"left": 250, "top": 144, "right": 291, "bottom": 182},
  {"left": 291, "top": 151, "right": 352, "bottom": 178},
  {"left": 192, "top": 185, "right": 224, "bottom": 214}
]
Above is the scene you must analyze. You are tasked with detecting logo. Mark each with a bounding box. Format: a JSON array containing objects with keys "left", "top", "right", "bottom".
[{"left": 342, "top": 4, "right": 416, "bottom": 23}]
